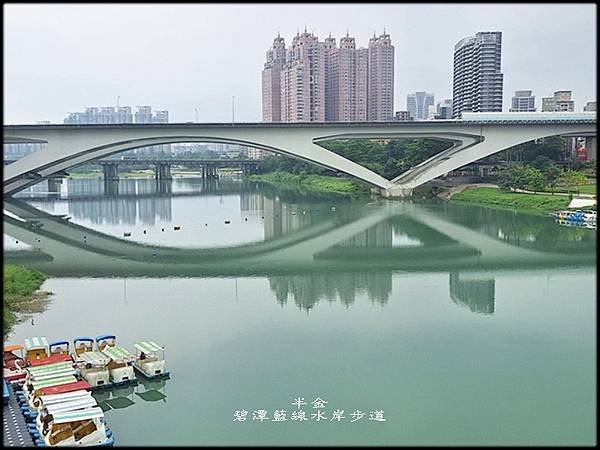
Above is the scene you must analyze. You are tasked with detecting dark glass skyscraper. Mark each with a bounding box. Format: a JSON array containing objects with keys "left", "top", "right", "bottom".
[{"left": 452, "top": 31, "right": 503, "bottom": 118}]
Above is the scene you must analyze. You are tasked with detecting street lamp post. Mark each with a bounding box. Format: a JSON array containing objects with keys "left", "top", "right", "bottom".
[{"left": 232, "top": 96, "right": 235, "bottom": 124}]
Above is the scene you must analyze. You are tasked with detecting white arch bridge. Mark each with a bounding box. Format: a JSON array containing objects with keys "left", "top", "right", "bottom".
[{"left": 3, "top": 115, "right": 596, "bottom": 197}]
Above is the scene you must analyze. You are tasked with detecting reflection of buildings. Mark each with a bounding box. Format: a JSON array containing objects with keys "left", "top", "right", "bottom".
[
  {"left": 338, "top": 220, "right": 393, "bottom": 247},
  {"left": 269, "top": 271, "right": 392, "bottom": 311},
  {"left": 449, "top": 272, "right": 495, "bottom": 314},
  {"left": 67, "top": 179, "right": 172, "bottom": 225}
]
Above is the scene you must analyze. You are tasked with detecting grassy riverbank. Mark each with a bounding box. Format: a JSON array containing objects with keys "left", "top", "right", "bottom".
[
  {"left": 450, "top": 187, "right": 571, "bottom": 215},
  {"left": 248, "top": 171, "right": 370, "bottom": 196},
  {"left": 4, "top": 265, "right": 49, "bottom": 336}
]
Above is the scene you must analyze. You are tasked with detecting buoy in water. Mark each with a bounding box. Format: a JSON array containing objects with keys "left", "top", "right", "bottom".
[
  {"left": 161, "top": 228, "right": 165, "bottom": 232},
  {"left": 174, "top": 226, "right": 181, "bottom": 231},
  {"left": 225, "top": 220, "right": 231, "bottom": 224},
  {"left": 143, "top": 230, "right": 147, "bottom": 234}
]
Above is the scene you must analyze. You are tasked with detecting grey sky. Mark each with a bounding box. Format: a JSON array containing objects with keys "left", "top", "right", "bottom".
[{"left": 3, "top": 3, "right": 596, "bottom": 124}]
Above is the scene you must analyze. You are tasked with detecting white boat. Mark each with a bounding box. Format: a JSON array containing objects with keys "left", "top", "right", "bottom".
[
  {"left": 24, "top": 336, "right": 50, "bottom": 362},
  {"left": 24, "top": 375, "right": 79, "bottom": 410},
  {"left": 101, "top": 345, "right": 136, "bottom": 384},
  {"left": 79, "top": 351, "right": 111, "bottom": 388},
  {"left": 95, "top": 335, "right": 116, "bottom": 352},
  {"left": 35, "top": 393, "right": 97, "bottom": 432},
  {"left": 40, "top": 406, "right": 112, "bottom": 446},
  {"left": 133, "top": 341, "right": 168, "bottom": 379},
  {"left": 73, "top": 337, "right": 94, "bottom": 361}
]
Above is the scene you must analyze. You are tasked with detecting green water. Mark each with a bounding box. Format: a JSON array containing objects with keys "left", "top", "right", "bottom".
[{"left": 3, "top": 177, "right": 596, "bottom": 445}]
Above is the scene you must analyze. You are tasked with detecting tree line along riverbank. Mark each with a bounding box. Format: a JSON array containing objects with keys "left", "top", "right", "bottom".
[{"left": 3, "top": 265, "right": 50, "bottom": 337}]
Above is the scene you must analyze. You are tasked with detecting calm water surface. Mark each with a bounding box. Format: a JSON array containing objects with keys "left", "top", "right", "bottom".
[{"left": 4, "top": 177, "right": 596, "bottom": 446}]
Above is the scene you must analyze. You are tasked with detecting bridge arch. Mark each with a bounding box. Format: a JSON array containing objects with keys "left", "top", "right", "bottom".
[{"left": 3, "top": 133, "right": 392, "bottom": 195}]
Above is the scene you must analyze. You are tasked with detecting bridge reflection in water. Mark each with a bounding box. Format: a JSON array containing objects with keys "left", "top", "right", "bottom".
[{"left": 4, "top": 178, "right": 596, "bottom": 316}]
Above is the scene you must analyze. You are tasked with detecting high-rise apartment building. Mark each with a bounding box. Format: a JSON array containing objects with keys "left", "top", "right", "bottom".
[
  {"left": 541, "top": 91, "right": 575, "bottom": 112},
  {"left": 452, "top": 31, "right": 503, "bottom": 118},
  {"left": 368, "top": 32, "right": 395, "bottom": 121},
  {"left": 407, "top": 92, "right": 434, "bottom": 120},
  {"left": 279, "top": 30, "right": 326, "bottom": 122},
  {"left": 509, "top": 90, "right": 536, "bottom": 112},
  {"left": 262, "top": 34, "right": 286, "bottom": 122},
  {"left": 262, "top": 30, "right": 393, "bottom": 122}
]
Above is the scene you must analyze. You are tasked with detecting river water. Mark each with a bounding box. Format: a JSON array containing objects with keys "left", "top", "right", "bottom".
[{"left": 3, "top": 177, "right": 596, "bottom": 446}]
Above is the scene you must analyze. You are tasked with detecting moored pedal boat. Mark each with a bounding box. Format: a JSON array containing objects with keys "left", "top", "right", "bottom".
[
  {"left": 79, "top": 351, "right": 111, "bottom": 388},
  {"left": 133, "top": 340, "right": 169, "bottom": 379},
  {"left": 40, "top": 406, "right": 112, "bottom": 446},
  {"left": 73, "top": 337, "right": 94, "bottom": 361},
  {"left": 24, "top": 337, "right": 50, "bottom": 363},
  {"left": 3, "top": 344, "right": 27, "bottom": 381},
  {"left": 101, "top": 346, "right": 136, "bottom": 385},
  {"left": 95, "top": 335, "right": 116, "bottom": 352}
]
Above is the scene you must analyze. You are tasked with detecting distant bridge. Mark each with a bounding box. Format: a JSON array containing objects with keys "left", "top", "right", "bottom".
[
  {"left": 3, "top": 115, "right": 596, "bottom": 196},
  {"left": 5, "top": 158, "right": 260, "bottom": 180}
]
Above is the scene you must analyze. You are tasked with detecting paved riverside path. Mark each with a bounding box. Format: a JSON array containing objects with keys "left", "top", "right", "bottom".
[{"left": 3, "top": 383, "right": 35, "bottom": 447}]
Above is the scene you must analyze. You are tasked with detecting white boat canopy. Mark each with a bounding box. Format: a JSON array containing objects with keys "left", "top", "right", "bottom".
[
  {"left": 24, "top": 336, "right": 49, "bottom": 350},
  {"left": 39, "top": 390, "right": 92, "bottom": 406},
  {"left": 31, "top": 375, "right": 77, "bottom": 391},
  {"left": 30, "top": 368, "right": 77, "bottom": 381},
  {"left": 52, "top": 406, "right": 104, "bottom": 424},
  {"left": 102, "top": 345, "right": 135, "bottom": 362},
  {"left": 27, "top": 361, "right": 72, "bottom": 374},
  {"left": 80, "top": 351, "right": 110, "bottom": 365},
  {"left": 134, "top": 341, "right": 164, "bottom": 354},
  {"left": 45, "top": 397, "right": 97, "bottom": 415}
]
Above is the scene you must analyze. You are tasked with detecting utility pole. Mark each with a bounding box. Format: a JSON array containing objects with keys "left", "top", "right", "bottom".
[{"left": 232, "top": 96, "right": 235, "bottom": 124}]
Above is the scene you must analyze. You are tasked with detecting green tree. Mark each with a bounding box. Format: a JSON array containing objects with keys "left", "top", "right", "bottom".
[
  {"left": 531, "top": 156, "right": 560, "bottom": 193},
  {"left": 498, "top": 164, "right": 546, "bottom": 192},
  {"left": 557, "top": 169, "right": 588, "bottom": 194}
]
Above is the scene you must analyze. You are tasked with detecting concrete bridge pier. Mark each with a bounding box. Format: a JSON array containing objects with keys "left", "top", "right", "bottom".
[
  {"left": 102, "top": 163, "right": 119, "bottom": 181},
  {"left": 47, "top": 178, "right": 63, "bottom": 194},
  {"left": 154, "top": 162, "right": 172, "bottom": 180},
  {"left": 156, "top": 179, "right": 173, "bottom": 194},
  {"left": 103, "top": 179, "right": 119, "bottom": 196},
  {"left": 382, "top": 185, "right": 414, "bottom": 198}
]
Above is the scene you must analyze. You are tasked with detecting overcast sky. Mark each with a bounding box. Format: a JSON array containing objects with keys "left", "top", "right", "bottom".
[{"left": 3, "top": 3, "right": 597, "bottom": 124}]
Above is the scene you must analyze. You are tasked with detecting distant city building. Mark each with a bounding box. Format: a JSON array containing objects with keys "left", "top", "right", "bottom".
[
  {"left": 247, "top": 147, "right": 273, "bottom": 160},
  {"left": 509, "top": 90, "right": 536, "bottom": 112},
  {"left": 262, "top": 29, "right": 394, "bottom": 122},
  {"left": 452, "top": 31, "right": 503, "bottom": 118},
  {"left": 583, "top": 101, "right": 596, "bottom": 112},
  {"left": 64, "top": 105, "right": 170, "bottom": 155},
  {"left": 542, "top": 91, "right": 575, "bottom": 112},
  {"left": 394, "top": 111, "right": 411, "bottom": 121},
  {"left": 427, "top": 104, "right": 437, "bottom": 120},
  {"left": 434, "top": 99, "right": 453, "bottom": 119},
  {"left": 4, "top": 142, "right": 45, "bottom": 159},
  {"left": 407, "top": 91, "right": 434, "bottom": 120},
  {"left": 64, "top": 106, "right": 133, "bottom": 124}
]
